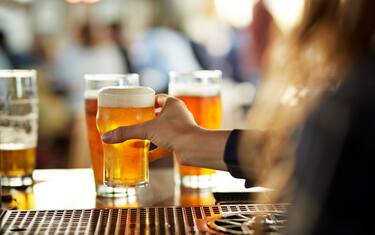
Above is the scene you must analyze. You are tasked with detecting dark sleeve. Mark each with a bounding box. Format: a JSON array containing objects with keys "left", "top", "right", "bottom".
[{"left": 224, "top": 129, "right": 255, "bottom": 188}]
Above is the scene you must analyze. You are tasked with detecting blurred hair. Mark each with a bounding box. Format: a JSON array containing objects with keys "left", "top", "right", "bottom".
[
  {"left": 79, "top": 23, "right": 94, "bottom": 47},
  {"left": 0, "top": 30, "right": 8, "bottom": 49},
  {"left": 242, "top": 0, "right": 375, "bottom": 200},
  {"left": 109, "top": 21, "right": 123, "bottom": 42},
  {"left": 151, "top": 0, "right": 182, "bottom": 31}
]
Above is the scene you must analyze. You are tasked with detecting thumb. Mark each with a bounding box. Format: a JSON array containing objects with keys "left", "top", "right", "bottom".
[{"left": 102, "top": 121, "right": 152, "bottom": 144}]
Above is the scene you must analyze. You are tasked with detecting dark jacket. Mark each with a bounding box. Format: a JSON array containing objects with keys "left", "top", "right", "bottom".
[{"left": 224, "top": 53, "right": 375, "bottom": 235}]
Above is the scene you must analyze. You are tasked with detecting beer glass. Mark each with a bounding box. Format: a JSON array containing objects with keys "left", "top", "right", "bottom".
[
  {"left": 84, "top": 74, "right": 139, "bottom": 197},
  {"left": 169, "top": 70, "right": 222, "bottom": 188},
  {"left": 176, "top": 186, "right": 215, "bottom": 206},
  {"left": 96, "top": 195, "right": 139, "bottom": 209},
  {"left": 97, "top": 87, "right": 155, "bottom": 190},
  {"left": 0, "top": 70, "right": 38, "bottom": 187}
]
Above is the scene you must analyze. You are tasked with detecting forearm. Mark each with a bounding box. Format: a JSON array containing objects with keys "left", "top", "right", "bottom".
[
  {"left": 174, "top": 127, "right": 275, "bottom": 184},
  {"left": 176, "top": 127, "right": 231, "bottom": 171}
]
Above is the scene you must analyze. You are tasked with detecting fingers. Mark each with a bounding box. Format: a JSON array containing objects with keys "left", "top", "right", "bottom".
[
  {"left": 155, "top": 94, "right": 169, "bottom": 108},
  {"left": 102, "top": 121, "right": 151, "bottom": 144},
  {"left": 149, "top": 147, "right": 172, "bottom": 162},
  {"left": 156, "top": 94, "right": 185, "bottom": 110}
]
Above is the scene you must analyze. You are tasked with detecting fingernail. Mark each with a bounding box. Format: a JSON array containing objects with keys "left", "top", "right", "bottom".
[{"left": 102, "top": 133, "right": 111, "bottom": 143}]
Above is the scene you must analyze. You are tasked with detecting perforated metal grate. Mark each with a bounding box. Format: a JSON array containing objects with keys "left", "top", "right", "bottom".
[
  {"left": 207, "top": 212, "right": 288, "bottom": 234},
  {"left": 0, "top": 204, "right": 288, "bottom": 234}
]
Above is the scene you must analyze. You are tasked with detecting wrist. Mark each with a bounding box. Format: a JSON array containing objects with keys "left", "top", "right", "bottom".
[
  {"left": 176, "top": 126, "right": 231, "bottom": 171},
  {"left": 174, "top": 125, "right": 203, "bottom": 163}
]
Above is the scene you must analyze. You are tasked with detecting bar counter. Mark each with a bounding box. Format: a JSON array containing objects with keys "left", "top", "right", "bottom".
[{"left": 2, "top": 168, "right": 267, "bottom": 210}]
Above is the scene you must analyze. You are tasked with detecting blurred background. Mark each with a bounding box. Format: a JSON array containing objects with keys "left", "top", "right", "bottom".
[{"left": 0, "top": 0, "right": 285, "bottom": 169}]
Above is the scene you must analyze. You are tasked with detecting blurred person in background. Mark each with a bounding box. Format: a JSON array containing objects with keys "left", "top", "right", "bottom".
[
  {"left": 130, "top": 0, "right": 201, "bottom": 93},
  {"left": 109, "top": 21, "right": 134, "bottom": 74},
  {"left": 0, "top": 30, "right": 12, "bottom": 69},
  {"left": 244, "top": 0, "right": 272, "bottom": 84},
  {"left": 54, "top": 22, "right": 126, "bottom": 112},
  {"left": 32, "top": 33, "right": 73, "bottom": 169},
  {"left": 54, "top": 21, "right": 126, "bottom": 167},
  {"left": 0, "top": 29, "right": 41, "bottom": 69},
  {"left": 131, "top": 27, "right": 201, "bottom": 93},
  {"left": 103, "top": 0, "right": 375, "bottom": 234},
  {"left": 189, "top": 27, "right": 252, "bottom": 83}
]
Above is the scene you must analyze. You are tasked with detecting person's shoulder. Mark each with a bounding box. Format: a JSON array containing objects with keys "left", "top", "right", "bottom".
[
  {"left": 333, "top": 52, "right": 375, "bottom": 104},
  {"left": 353, "top": 52, "right": 375, "bottom": 75},
  {"left": 325, "top": 52, "right": 375, "bottom": 136},
  {"left": 305, "top": 52, "right": 375, "bottom": 138},
  {"left": 345, "top": 52, "right": 375, "bottom": 88}
]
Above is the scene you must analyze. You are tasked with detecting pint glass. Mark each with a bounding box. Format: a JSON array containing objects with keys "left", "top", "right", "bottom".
[
  {"left": 97, "top": 87, "right": 155, "bottom": 189},
  {"left": 169, "top": 70, "right": 222, "bottom": 188},
  {"left": 0, "top": 70, "right": 38, "bottom": 187},
  {"left": 84, "top": 74, "right": 139, "bottom": 197},
  {"left": 176, "top": 186, "right": 215, "bottom": 206}
]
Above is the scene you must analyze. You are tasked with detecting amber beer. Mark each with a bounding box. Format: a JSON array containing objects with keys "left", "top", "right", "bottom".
[
  {"left": 84, "top": 74, "right": 139, "bottom": 196},
  {"left": 97, "top": 87, "right": 155, "bottom": 188},
  {"left": 177, "top": 187, "right": 215, "bottom": 206},
  {"left": 84, "top": 97, "right": 103, "bottom": 184},
  {"left": 0, "top": 148, "right": 36, "bottom": 177},
  {"left": 0, "top": 70, "right": 38, "bottom": 187},
  {"left": 177, "top": 95, "right": 221, "bottom": 176},
  {"left": 169, "top": 70, "right": 222, "bottom": 187}
]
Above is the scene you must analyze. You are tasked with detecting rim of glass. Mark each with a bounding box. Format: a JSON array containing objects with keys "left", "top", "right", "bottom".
[
  {"left": 169, "top": 70, "right": 222, "bottom": 79},
  {"left": 98, "top": 86, "right": 155, "bottom": 97},
  {"left": 84, "top": 73, "right": 139, "bottom": 81},
  {"left": 0, "top": 69, "right": 36, "bottom": 78}
]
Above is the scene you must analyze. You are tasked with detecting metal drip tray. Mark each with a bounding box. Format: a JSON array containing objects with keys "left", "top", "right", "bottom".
[
  {"left": 0, "top": 204, "right": 288, "bottom": 234},
  {"left": 207, "top": 213, "right": 287, "bottom": 234}
]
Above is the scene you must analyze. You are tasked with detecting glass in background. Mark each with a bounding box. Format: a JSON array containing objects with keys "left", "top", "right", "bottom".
[
  {"left": 0, "top": 187, "right": 34, "bottom": 210},
  {"left": 0, "top": 70, "right": 38, "bottom": 187},
  {"left": 96, "top": 194, "right": 139, "bottom": 209},
  {"left": 84, "top": 74, "right": 139, "bottom": 197},
  {"left": 96, "top": 87, "right": 155, "bottom": 194},
  {"left": 175, "top": 186, "right": 215, "bottom": 206},
  {"left": 169, "top": 70, "right": 222, "bottom": 188}
]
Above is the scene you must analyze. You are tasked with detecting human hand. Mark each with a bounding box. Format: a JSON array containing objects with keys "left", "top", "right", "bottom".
[{"left": 102, "top": 94, "right": 201, "bottom": 162}]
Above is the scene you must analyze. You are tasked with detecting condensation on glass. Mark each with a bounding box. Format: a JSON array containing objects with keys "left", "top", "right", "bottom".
[
  {"left": 169, "top": 70, "right": 222, "bottom": 189},
  {"left": 0, "top": 70, "right": 38, "bottom": 187},
  {"left": 84, "top": 73, "right": 139, "bottom": 197}
]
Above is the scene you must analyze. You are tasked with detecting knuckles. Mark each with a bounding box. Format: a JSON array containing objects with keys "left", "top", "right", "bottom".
[
  {"left": 177, "top": 156, "right": 189, "bottom": 166},
  {"left": 166, "top": 97, "right": 185, "bottom": 107},
  {"left": 117, "top": 127, "right": 128, "bottom": 140}
]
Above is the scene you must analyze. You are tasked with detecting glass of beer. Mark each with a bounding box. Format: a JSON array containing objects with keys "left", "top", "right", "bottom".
[
  {"left": 0, "top": 70, "right": 38, "bottom": 187},
  {"left": 97, "top": 87, "right": 155, "bottom": 191},
  {"left": 176, "top": 186, "right": 215, "bottom": 206},
  {"left": 169, "top": 70, "right": 222, "bottom": 188},
  {"left": 84, "top": 74, "right": 139, "bottom": 197}
]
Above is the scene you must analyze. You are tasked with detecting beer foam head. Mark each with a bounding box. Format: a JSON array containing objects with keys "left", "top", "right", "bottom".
[
  {"left": 0, "top": 69, "right": 36, "bottom": 78},
  {"left": 98, "top": 87, "right": 155, "bottom": 108},
  {"left": 169, "top": 70, "right": 221, "bottom": 97},
  {"left": 84, "top": 90, "right": 100, "bottom": 99},
  {"left": 84, "top": 73, "right": 140, "bottom": 99},
  {"left": 168, "top": 83, "right": 221, "bottom": 97}
]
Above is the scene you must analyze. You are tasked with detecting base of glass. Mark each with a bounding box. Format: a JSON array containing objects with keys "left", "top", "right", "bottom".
[
  {"left": 176, "top": 174, "right": 215, "bottom": 189},
  {"left": 1, "top": 174, "right": 33, "bottom": 187},
  {"left": 96, "top": 184, "right": 136, "bottom": 198},
  {"left": 96, "top": 193, "right": 138, "bottom": 208},
  {"left": 104, "top": 180, "right": 148, "bottom": 188}
]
